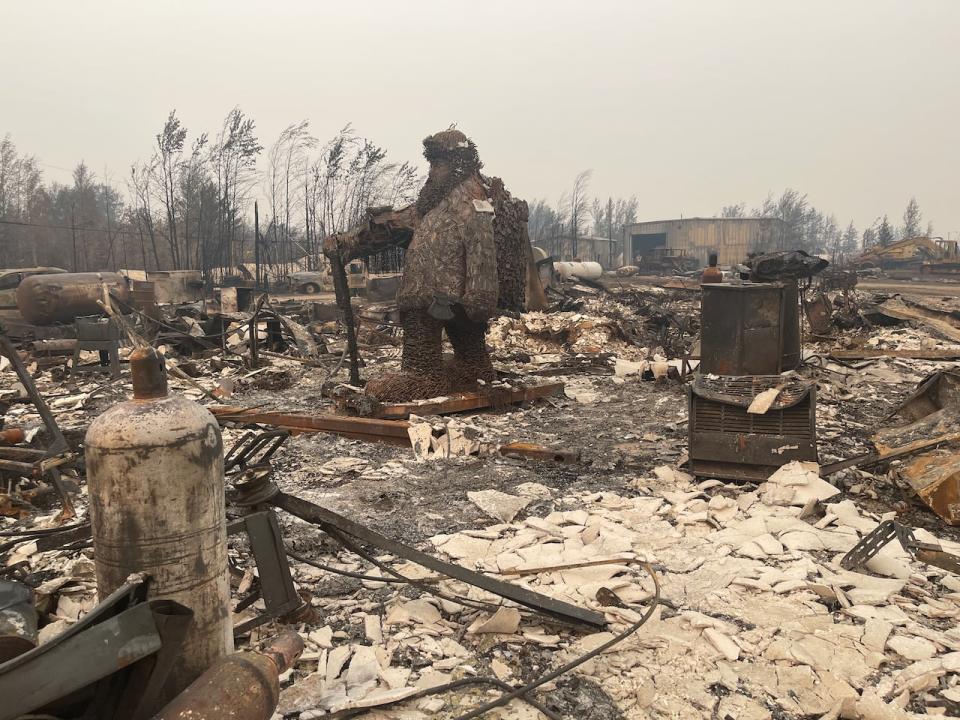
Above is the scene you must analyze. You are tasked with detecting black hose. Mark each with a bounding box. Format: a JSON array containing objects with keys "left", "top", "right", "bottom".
[
  {"left": 337, "top": 676, "right": 562, "bottom": 720},
  {"left": 325, "top": 525, "right": 499, "bottom": 612},
  {"left": 0, "top": 521, "right": 90, "bottom": 537},
  {"left": 452, "top": 564, "right": 661, "bottom": 720},
  {"left": 285, "top": 547, "right": 409, "bottom": 585}
]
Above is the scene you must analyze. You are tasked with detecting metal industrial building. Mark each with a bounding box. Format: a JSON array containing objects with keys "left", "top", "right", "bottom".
[
  {"left": 622, "top": 217, "right": 787, "bottom": 267},
  {"left": 535, "top": 235, "right": 620, "bottom": 269}
]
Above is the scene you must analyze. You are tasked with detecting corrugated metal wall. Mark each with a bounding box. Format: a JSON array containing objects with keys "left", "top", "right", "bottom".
[{"left": 622, "top": 218, "right": 786, "bottom": 266}]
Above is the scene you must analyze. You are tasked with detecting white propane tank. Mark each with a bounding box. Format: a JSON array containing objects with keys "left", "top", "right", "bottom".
[
  {"left": 85, "top": 347, "right": 232, "bottom": 700},
  {"left": 554, "top": 261, "right": 603, "bottom": 281}
]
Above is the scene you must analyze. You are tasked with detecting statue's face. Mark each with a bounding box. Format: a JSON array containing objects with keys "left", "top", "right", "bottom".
[
  {"left": 426, "top": 158, "right": 452, "bottom": 186},
  {"left": 416, "top": 154, "right": 466, "bottom": 215}
]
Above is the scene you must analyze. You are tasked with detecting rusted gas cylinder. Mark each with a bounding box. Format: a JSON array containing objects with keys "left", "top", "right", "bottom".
[
  {"left": 16, "top": 272, "right": 132, "bottom": 325},
  {"left": 152, "top": 631, "right": 304, "bottom": 720},
  {"left": 0, "top": 428, "right": 25, "bottom": 445},
  {"left": 85, "top": 347, "right": 232, "bottom": 701}
]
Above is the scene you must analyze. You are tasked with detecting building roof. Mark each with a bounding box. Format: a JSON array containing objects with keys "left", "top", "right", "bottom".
[
  {"left": 625, "top": 216, "right": 784, "bottom": 227},
  {"left": 549, "top": 234, "right": 619, "bottom": 243}
]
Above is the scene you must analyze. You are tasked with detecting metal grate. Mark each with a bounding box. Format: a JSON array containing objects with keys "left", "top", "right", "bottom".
[
  {"left": 694, "top": 375, "right": 810, "bottom": 407},
  {"left": 692, "top": 395, "right": 814, "bottom": 438}
]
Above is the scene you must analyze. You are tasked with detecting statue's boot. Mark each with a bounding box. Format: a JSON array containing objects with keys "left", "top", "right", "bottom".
[
  {"left": 446, "top": 312, "right": 495, "bottom": 393},
  {"left": 365, "top": 309, "right": 449, "bottom": 402},
  {"left": 365, "top": 371, "right": 450, "bottom": 403}
]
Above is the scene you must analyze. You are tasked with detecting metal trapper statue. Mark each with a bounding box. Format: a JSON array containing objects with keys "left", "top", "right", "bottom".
[{"left": 324, "top": 128, "right": 534, "bottom": 402}]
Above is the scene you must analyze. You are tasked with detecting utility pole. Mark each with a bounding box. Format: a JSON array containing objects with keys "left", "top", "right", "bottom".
[
  {"left": 571, "top": 216, "right": 577, "bottom": 259},
  {"left": 70, "top": 205, "right": 78, "bottom": 272},
  {"left": 607, "top": 197, "right": 614, "bottom": 269},
  {"left": 254, "top": 201, "right": 261, "bottom": 291},
  {"left": 305, "top": 179, "right": 312, "bottom": 271},
  {"left": 199, "top": 197, "right": 209, "bottom": 291},
  {"left": 105, "top": 199, "right": 115, "bottom": 271}
]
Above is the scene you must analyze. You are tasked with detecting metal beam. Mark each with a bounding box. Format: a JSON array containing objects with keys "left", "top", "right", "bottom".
[{"left": 269, "top": 490, "right": 605, "bottom": 628}]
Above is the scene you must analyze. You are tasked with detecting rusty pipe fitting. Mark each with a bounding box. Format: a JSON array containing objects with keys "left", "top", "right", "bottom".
[
  {"left": 259, "top": 629, "right": 305, "bottom": 675},
  {"left": 130, "top": 346, "right": 168, "bottom": 399}
]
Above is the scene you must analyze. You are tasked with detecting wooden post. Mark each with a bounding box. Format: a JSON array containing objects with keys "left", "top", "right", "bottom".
[{"left": 330, "top": 252, "right": 361, "bottom": 385}]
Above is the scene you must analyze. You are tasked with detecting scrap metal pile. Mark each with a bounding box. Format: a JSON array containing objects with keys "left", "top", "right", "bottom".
[{"left": 1, "top": 261, "right": 960, "bottom": 719}]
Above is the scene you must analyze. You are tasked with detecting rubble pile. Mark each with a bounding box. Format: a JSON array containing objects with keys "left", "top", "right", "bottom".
[
  {"left": 485, "top": 291, "right": 698, "bottom": 382},
  {"left": 3, "top": 277, "right": 960, "bottom": 719},
  {"left": 223, "top": 457, "right": 960, "bottom": 719}
]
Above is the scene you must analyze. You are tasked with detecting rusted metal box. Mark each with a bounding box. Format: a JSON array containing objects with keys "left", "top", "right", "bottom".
[
  {"left": 146, "top": 270, "right": 204, "bottom": 304},
  {"left": 700, "top": 282, "right": 800, "bottom": 375},
  {"left": 688, "top": 375, "right": 818, "bottom": 481},
  {"left": 75, "top": 315, "right": 121, "bottom": 342},
  {"left": 131, "top": 280, "right": 158, "bottom": 309}
]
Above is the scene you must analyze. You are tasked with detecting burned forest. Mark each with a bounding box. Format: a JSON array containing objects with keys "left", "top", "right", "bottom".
[{"left": 2, "top": 4, "right": 960, "bottom": 720}]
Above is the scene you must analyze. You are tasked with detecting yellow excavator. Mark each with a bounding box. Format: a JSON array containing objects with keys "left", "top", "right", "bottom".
[{"left": 854, "top": 236, "right": 960, "bottom": 277}]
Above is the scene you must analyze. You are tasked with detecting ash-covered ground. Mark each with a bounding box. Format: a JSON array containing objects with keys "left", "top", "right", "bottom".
[{"left": 4, "top": 282, "right": 960, "bottom": 719}]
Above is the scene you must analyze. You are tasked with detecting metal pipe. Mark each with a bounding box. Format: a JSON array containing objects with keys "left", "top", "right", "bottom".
[
  {"left": 0, "top": 429, "right": 25, "bottom": 446},
  {"left": 152, "top": 631, "right": 304, "bottom": 720},
  {"left": 129, "top": 346, "right": 168, "bottom": 399}
]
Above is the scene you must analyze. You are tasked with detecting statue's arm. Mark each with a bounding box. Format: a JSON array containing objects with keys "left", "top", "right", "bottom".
[{"left": 323, "top": 204, "right": 419, "bottom": 262}]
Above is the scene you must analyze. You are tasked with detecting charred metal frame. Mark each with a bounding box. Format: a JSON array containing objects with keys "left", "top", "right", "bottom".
[
  {"left": 0, "top": 327, "right": 76, "bottom": 512},
  {"left": 224, "top": 430, "right": 290, "bottom": 476},
  {"left": 72, "top": 315, "right": 121, "bottom": 379}
]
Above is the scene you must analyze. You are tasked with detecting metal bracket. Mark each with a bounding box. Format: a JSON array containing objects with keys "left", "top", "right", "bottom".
[
  {"left": 841, "top": 519, "right": 960, "bottom": 575},
  {"left": 231, "top": 474, "right": 605, "bottom": 628},
  {"left": 227, "top": 510, "right": 303, "bottom": 636}
]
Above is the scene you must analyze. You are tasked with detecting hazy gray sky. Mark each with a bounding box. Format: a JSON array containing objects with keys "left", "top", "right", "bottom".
[{"left": 3, "top": 0, "right": 959, "bottom": 238}]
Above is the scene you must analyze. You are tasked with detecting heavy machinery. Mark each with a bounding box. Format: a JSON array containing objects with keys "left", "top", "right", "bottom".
[
  {"left": 854, "top": 236, "right": 960, "bottom": 277},
  {"left": 633, "top": 248, "right": 699, "bottom": 275}
]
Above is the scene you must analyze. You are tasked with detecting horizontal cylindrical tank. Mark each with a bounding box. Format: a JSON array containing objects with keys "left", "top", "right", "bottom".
[
  {"left": 16, "top": 272, "right": 132, "bottom": 325},
  {"left": 85, "top": 347, "right": 232, "bottom": 702},
  {"left": 555, "top": 261, "right": 603, "bottom": 281}
]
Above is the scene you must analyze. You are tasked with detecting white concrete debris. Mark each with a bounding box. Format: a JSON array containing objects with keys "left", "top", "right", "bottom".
[
  {"left": 269, "top": 457, "right": 960, "bottom": 718},
  {"left": 406, "top": 415, "right": 494, "bottom": 460},
  {"left": 467, "top": 490, "right": 531, "bottom": 523},
  {"left": 759, "top": 460, "right": 842, "bottom": 507}
]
